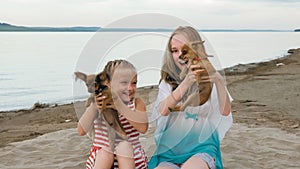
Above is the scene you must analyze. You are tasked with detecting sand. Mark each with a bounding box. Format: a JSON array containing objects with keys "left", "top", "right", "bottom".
[{"left": 0, "top": 48, "right": 299, "bottom": 169}]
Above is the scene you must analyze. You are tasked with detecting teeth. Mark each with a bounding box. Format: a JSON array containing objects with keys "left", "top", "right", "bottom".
[
  {"left": 179, "top": 60, "right": 188, "bottom": 65},
  {"left": 179, "top": 60, "right": 186, "bottom": 64}
]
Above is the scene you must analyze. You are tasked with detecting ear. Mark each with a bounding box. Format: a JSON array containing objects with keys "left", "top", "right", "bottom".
[
  {"left": 190, "top": 40, "right": 205, "bottom": 49},
  {"left": 74, "top": 71, "right": 87, "bottom": 82},
  {"left": 190, "top": 40, "right": 209, "bottom": 58},
  {"left": 86, "top": 74, "right": 96, "bottom": 81}
]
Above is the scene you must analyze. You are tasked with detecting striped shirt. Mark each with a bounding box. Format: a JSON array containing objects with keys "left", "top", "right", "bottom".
[{"left": 86, "top": 99, "right": 148, "bottom": 169}]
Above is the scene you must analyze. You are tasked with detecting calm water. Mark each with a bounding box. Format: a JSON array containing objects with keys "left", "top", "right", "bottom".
[{"left": 0, "top": 32, "right": 299, "bottom": 111}]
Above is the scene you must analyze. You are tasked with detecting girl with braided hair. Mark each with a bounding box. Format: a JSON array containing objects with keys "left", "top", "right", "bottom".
[{"left": 78, "top": 59, "right": 148, "bottom": 169}]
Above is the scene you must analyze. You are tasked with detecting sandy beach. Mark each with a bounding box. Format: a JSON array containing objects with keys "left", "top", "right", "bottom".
[{"left": 0, "top": 48, "right": 299, "bottom": 169}]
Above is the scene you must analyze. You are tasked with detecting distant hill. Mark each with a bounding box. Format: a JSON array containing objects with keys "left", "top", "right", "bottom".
[
  {"left": 295, "top": 29, "right": 300, "bottom": 32},
  {"left": 0, "top": 23, "right": 100, "bottom": 32},
  {"left": 0, "top": 23, "right": 293, "bottom": 32}
]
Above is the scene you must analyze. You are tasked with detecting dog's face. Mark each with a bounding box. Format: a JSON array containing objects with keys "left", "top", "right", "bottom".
[
  {"left": 179, "top": 42, "right": 216, "bottom": 77},
  {"left": 74, "top": 71, "right": 96, "bottom": 93},
  {"left": 179, "top": 44, "right": 199, "bottom": 64},
  {"left": 94, "top": 72, "right": 109, "bottom": 96}
]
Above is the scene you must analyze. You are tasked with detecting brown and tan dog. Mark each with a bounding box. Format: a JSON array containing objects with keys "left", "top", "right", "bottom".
[
  {"left": 94, "top": 72, "right": 127, "bottom": 150},
  {"left": 171, "top": 41, "right": 216, "bottom": 111},
  {"left": 74, "top": 71, "right": 96, "bottom": 107}
]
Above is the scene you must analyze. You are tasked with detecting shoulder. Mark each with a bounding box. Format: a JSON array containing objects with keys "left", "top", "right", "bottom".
[
  {"left": 134, "top": 97, "right": 146, "bottom": 112},
  {"left": 135, "top": 97, "right": 145, "bottom": 106},
  {"left": 159, "top": 80, "right": 172, "bottom": 90}
]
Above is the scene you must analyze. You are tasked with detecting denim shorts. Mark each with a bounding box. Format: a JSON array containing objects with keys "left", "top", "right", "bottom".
[{"left": 157, "top": 153, "right": 216, "bottom": 169}]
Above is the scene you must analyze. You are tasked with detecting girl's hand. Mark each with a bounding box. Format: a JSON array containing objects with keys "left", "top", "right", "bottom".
[
  {"left": 201, "top": 71, "right": 225, "bottom": 84},
  {"left": 95, "top": 93, "right": 116, "bottom": 110},
  {"left": 182, "top": 64, "right": 203, "bottom": 86}
]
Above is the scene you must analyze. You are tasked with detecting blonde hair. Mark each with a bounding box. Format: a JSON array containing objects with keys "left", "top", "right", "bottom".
[
  {"left": 103, "top": 59, "right": 136, "bottom": 82},
  {"left": 160, "top": 26, "right": 209, "bottom": 89}
]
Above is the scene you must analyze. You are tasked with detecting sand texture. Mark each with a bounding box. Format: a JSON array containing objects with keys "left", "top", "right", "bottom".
[{"left": 0, "top": 49, "right": 299, "bottom": 169}]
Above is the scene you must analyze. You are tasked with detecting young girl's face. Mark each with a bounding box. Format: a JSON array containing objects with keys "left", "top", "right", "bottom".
[
  {"left": 170, "top": 34, "right": 189, "bottom": 71},
  {"left": 111, "top": 68, "right": 137, "bottom": 103}
]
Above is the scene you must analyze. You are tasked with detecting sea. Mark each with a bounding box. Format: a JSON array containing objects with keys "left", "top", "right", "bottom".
[{"left": 0, "top": 31, "right": 299, "bottom": 111}]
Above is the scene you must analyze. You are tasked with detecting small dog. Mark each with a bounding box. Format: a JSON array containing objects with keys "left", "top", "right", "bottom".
[
  {"left": 95, "top": 72, "right": 127, "bottom": 151},
  {"left": 74, "top": 71, "right": 96, "bottom": 107},
  {"left": 170, "top": 41, "right": 216, "bottom": 111}
]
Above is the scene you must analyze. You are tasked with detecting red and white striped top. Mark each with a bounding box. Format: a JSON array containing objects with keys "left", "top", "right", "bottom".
[{"left": 86, "top": 99, "right": 148, "bottom": 169}]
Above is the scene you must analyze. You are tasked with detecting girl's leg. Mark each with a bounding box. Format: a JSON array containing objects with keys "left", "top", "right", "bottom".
[
  {"left": 115, "top": 141, "right": 135, "bottom": 169},
  {"left": 182, "top": 153, "right": 216, "bottom": 169},
  {"left": 155, "top": 161, "right": 180, "bottom": 169},
  {"left": 94, "top": 147, "right": 114, "bottom": 169},
  {"left": 155, "top": 166, "right": 177, "bottom": 169}
]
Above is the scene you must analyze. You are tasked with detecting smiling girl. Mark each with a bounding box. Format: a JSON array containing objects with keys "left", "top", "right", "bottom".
[{"left": 78, "top": 60, "right": 148, "bottom": 169}]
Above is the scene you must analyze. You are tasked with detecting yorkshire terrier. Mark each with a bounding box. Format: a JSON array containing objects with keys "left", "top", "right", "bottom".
[
  {"left": 170, "top": 41, "right": 216, "bottom": 111},
  {"left": 74, "top": 71, "right": 96, "bottom": 107},
  {"left": 95, "top": 72, "right": 127, "bottom": 151}
]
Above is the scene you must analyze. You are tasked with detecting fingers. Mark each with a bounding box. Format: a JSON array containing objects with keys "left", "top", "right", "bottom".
[
  {"left": 189, "top": 65, "right": 204, "bottom": 75},
  {"left": 95, "top": 93, "right": 106, "bottom": 109},
  {"left": 200, "top": 72, "right": 224, "bottom": 83}
]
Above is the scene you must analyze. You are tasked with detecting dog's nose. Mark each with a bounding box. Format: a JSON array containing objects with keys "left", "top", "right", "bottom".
[{"left": 179, "top": 55, "right": 183, "bottom": 60}]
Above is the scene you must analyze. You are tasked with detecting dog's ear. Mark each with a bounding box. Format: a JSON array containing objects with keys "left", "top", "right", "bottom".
[
  {"left": 74, "top": 71, "right": 87, "bottom": 82},
  {"left": 86, "top": 74, "right": 96, "bottom": 84},
  {"left": 190, "top": 40, "right": 205, "bottom": 49},
  {"left": 189, "top": 40, "right": 210, "bottom": 58}
]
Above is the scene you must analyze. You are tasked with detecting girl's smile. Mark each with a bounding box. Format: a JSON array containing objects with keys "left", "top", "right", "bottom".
[
  {"left": 171, "top": 34, "right": 189, "bottom": 70},
  {"left": 111, "top": 69, "right": 137, "bottom": 103}
]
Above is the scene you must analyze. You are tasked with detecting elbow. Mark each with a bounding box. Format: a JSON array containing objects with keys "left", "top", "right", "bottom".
[
  {"left": 160, "top": 110, "right": 169, "bottom": 116},
  {"left": 77, "top": 123, "right": 86, "bottom": 136},
  {"left": 139, "top": 123, "right": 149, "bottom": 134},
  {"left": 222, "top": 110, "right": 231, "bottom": 116},
  {"left": 157, "top": 102, "right": 170, "bottom": 116},
  {"left": 160, "top": 106, "right": 170, "bottom": 116},
  {"left": 222, "top": 105, "right": 231, "bottom": 116}
]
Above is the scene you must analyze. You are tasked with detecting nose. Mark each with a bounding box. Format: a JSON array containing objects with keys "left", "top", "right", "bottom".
[
  {"left": 127, "top": 84, "right": 133, "bottom": 91},
  {"left": 179, "top": 54, "right": 183, "bottom": 60}
]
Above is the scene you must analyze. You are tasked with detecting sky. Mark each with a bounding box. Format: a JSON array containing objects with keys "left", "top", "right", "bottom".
[{"left": 0, "top": 0, "right": 299, "bottom": 30}]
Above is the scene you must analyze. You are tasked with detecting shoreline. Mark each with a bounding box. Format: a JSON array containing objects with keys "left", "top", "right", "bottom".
[
  {"left": 0, "top": 49, "right": 293, "bottom": 114},
  {"left": 0, "top": 48, "right": 299, "bottom": 148},
  {"left": 0, "top": 48, "right": 299, "bottom": 168}
]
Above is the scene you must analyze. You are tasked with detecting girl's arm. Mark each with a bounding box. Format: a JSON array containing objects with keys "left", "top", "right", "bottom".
[
  {"left": 77, "top": 102, "right": 98, "bottom": 136},
  {"left": 159, "top": 65, "right": 202, "bottom": 116},
  {"left": 213, "top": 72, "right": 231, "bottom": 116},
  {"left": 113, "top": 97, "right": 148, "bottom": 134},
  {"left": 200, "top": 72, "right": 231, "bottom": 116}
]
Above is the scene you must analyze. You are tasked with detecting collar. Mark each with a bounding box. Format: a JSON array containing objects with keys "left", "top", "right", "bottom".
[{"left": 193, "top": 57, "right": 201, "bottom": 61}]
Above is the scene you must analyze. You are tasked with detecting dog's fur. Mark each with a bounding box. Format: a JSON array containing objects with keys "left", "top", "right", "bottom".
[
  {"left": 74, "top": 71, "right": 96, "bottom": 107},
  {"left": 95, "top": 72, "right": 127, "bottom": 150},
  {"left": 170, "top": 41, "right": 216, "bottom": 111}
]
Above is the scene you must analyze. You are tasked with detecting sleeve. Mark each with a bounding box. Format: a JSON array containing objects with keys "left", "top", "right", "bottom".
[
  {"left": 151, "top": 80, "right": 172, "bottom": 142},
  {"left": 217, "top": 88, "right": 233, "bottom": 141}
]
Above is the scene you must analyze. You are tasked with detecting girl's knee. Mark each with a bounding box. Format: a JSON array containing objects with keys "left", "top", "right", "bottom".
[
  {"left": 94, "top": 148, "right": 114, "bottom": 168},
  {"left": 115, "top": 141, "right": 134, "bottom": 157}
]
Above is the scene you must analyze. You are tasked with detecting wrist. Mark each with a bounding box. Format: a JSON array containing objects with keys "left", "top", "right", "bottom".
[{"left": 170, "top": 92, "right": 180, "bottom": 102}]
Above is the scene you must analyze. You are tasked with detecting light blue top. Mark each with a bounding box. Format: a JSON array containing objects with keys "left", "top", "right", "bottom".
[{"left": 148, "top": 80, "right": 233, "bottom": 169}]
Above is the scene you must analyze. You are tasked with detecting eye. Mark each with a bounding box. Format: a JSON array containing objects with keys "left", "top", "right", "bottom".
[
  {"left": 182, "top": 49, "right": 187, "bottom": 55},
  {"left": 121, "top": 81, "right": 129, "bottom": 85},
  {"left": 171, "top": 49, "right": 178, "bottom": 53}
]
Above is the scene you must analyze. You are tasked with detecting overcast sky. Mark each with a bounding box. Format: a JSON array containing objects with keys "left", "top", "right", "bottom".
[{"left": 0, "top": 0, "right": 299, "bottom": 30}]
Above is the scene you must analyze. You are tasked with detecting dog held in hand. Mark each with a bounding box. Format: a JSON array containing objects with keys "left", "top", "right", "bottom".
[
  {"left": 95, "top": 72, "right": 127, "bottom": 150},
  {"left": 170, "top": 41, "right": 216, "bottom": 111},
  {"left": 74, "top": 71, "right": 96, "bottom": 107}
]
